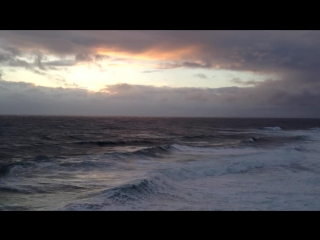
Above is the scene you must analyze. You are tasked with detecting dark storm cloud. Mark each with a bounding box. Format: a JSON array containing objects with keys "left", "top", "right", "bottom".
[{"left": 1, "top": 80, "right": 320, "bottom": 118}]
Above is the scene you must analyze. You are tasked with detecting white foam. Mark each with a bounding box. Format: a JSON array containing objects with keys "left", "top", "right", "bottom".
[
  {"left": 243, "top": 138, "right": 254, "bottom": 143},
  {"left": 172, "top": 143, "right": 262, "bottom": 157},
  {"left": 54, "top": 138, "right": 320, "bottom": 211},
  {"left": 263, "top": 126, "right": 282, "bottom": 131},
  {"left": 4, "top": 132, "right": 320, "bottom": 211}
]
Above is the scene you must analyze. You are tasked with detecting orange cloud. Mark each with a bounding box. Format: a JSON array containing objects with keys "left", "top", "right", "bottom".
[{"left": 95, "top": 44, "right": 202, "bottom": 61}]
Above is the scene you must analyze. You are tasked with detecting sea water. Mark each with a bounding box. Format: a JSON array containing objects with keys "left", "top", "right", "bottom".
[{"left": 1, "top": 116, "right": 320, "bottom": 210}]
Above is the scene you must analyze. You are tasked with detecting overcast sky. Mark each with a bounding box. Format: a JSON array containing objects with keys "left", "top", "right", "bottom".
[{"left": 0, "top": 30, "right": 320, "bottom": 117}]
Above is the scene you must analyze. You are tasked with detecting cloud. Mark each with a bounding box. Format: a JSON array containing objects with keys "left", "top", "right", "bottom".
[
  {"left": 231, "top": 77, "right": 258, "bottom": 86},
  {"left": 0, "top": 52, "right": 11, "bottom": 62},
  {"left": 33, "top": 50, "right": 47, "bottom": 70},
  {"left": 193, "top": 73, "right": 207, "bottom": 79},
  {"left": 1, "top": 30, "right": 320, "bottom": 118},
  {"left": 0, "top": 49, "right": 50, "bottom": 72},
  {"left": 94, "top": 54, "right": 109, "bottom": 60},
  {"left": 142, "top": 70, "right": 161, "bottom": 73},
  {"left": 2, "top": 30, "right": 320, "bottom": 78},
  {"left": 182, "top": 61, "right": 212, "bottom": 68},
  {"left": 157, "top": 61, "right": 212, "bottom": 69},
  {"left": 75, "top": 52, "right": 92, "bottom": 62},
  {"left": 45, "top": 60, "right": 76, "bottom": 67},
  {"left": 1, "top": 80, "right": 320, "bottom": 118},
  {"left": 0, "top": 47, "right": 76, "bottom": 84}
]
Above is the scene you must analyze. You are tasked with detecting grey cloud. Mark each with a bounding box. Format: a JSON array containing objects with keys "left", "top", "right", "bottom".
[
  {"left": 111, "top": 83, "right": 132, "bottom": 90},
  {"left": 0, "top": 45, "right": 21, "bottom": 56},
  {"left": 193, "top": 73, "right": 207, "bottom": 79},
  {"left": 51, "top": 77, "right": 78, "bottom": 88},
  {"left": 45, "top": 60, "right": 76, "bottom": 67},
  {"left": 0, "top": 30, "right": 165, "bottom": 57},
  {"left": 0, "top": 30, "right": 84, "bottom": 55},
  {"left": 75, "top": 52, "right": 92, "bottom": 62},
  {"left": 0, "top": 49, "right": 43, "bottom": 72},
  {"left": 0, "top": 52, "right": 12, "bottom": 62},
  {"left": 1, "top": 30, "right": 320, "bottom": 116},
  {"left": 33, "top": 50, "right": 47, "bottom": 70},
  {"left": 182, "top": 61, "right": 212, "bottom": 68},
  {"left": 94, "top": 54, "right": 109, "bottom": 60},
  {"left": 0, "top": 47, "right": 75, "bottom": 82},
  {"left": 142, "top": 70, "right": 161, "bottom": 73},
  {"left": 2, "top": 30, "right": 320, "bottom": 76},
  {"left": 158, "top": 61, "right": 212, "bottom": 69},
  {"left": 231, "top": 78, "right": 242, "bottom": 83},
  {"left": 110, "top": 57, "right": 130, "bottom": 62},
  {"left": 8, "top": 58, "right": 32, "bottom": 69},
  {"left": 1, "top": 80, "right": 320, "bottom": 118},
  {"left": 74, "top": 52, "right": 108, "bottom": 71},
  {"left": 232, "top": 78, "right": 258, "bottom": 86},
  {"left": 0, "top": 51, "right": 74, "bottom": 87}
]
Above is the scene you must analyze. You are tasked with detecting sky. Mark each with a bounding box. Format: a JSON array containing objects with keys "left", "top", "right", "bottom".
[{"left": 0, "top": 30, "right": 320, "bottom": 117}]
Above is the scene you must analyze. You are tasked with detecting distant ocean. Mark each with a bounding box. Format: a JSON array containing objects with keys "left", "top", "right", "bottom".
[{"left": 1, "top": 116, "right": 320, "bottom": 211}]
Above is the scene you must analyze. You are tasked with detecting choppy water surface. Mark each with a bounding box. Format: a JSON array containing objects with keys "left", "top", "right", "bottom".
[{"left": 1, "top": 116, "right": 320, "bottom": 210}]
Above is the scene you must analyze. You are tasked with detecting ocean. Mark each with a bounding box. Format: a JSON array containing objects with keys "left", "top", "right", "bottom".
[{"left": 1, "top": 116, "right": 320, "bottom": 211}]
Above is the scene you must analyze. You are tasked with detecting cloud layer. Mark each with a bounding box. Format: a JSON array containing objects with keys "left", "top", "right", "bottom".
[
  {"left": 1, "top": 80, "right": 319, "bottom": 118},
  {"left": 2, "top": 30, "right": 320, "bottom": 73},
  {"left": 1, "top": 30, "right": 320, "bottom": 117}
]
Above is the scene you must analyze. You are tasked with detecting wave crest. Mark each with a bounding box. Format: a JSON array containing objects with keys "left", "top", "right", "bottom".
[{"left": 60, "top": 174, "right": 179, "bottom": 210}]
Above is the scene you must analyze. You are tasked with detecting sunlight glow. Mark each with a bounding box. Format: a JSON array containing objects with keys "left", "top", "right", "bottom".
[{"left": 95, "top": 45, "right": 201, "bottom": 61}]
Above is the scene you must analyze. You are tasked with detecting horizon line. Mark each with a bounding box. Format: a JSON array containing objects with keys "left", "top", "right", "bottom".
[{"left": 1, "top": 114, "right": 319, "bottom": 120}]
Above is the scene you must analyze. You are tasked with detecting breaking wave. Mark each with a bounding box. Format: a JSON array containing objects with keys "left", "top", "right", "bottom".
[
  {"left": 60, "top": 144, "right": 309, "bottom": 211},
  {"left": 60, "top": 174, "right": 180, "bottom": 210},
  {"left": 129, "top": 144, "right": 178, "bottom": 158}
]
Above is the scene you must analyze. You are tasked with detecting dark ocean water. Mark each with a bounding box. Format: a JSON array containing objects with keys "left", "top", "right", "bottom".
[{"left": 1, "top": 116, "right": 320, "bottom": 210}]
